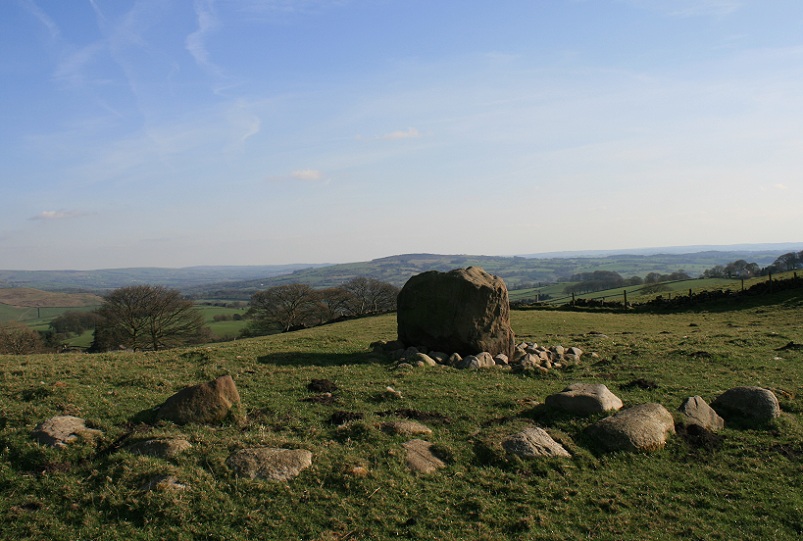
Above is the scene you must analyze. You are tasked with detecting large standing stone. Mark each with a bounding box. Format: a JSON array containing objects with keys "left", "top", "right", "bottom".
[
  {"left": 678, "top": 396, "right": 725, "bottom": 432},
  {"left": 226, "top": 448, "right": 312, "bottom": 482},
  {"left": 545, "top": 383, "right": 623, "bottom": 415},
  {"left": 711, "top": 386, "right": 781, "bottom": 424},
  {"left": 585, "top": 403, "right": 675, "bottom": 452},
  {"left": 156, "top": 375, "right": 241, "bottom": 425},
  {"left": 396, "top": 267, "right": 515, "bottom": 359},
  {"left": 503, "top": 427, "right": 571, "bottom": 458},
  {"left": 32, "top": 416, "right": 102, "bottom": 448}
]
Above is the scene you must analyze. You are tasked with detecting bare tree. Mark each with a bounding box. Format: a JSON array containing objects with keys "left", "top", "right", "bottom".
[
  {"left": 341, "top": 277, "right": 399, "bottom": 317},
  {"left": 247, "top": 283, "right": 322, "bottom": 333},
  {"left": 90, "top": 285, "right": 210, "bottom": 352}
]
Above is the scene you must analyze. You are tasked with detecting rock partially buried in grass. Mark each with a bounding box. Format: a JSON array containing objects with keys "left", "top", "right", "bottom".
[
  {"left": 678, "top": 396, "right": 725, "bottom": 432},
  {"left": 226, "top": 448, "right": 313, "bottom": 482},
  {"left": 545, "top": 383, "right": 623, "bottom": 415},
  {"left": 403, "top": 439, "right": 446, "bottom": 474},
  {"left": 126, "top": 438, "right": 193, "bottom": 459},
  {"left": 32, "top": 416, "right": 102, "bottom": 448},
  {"left": 381, "top": 420, "right": 433, "bottom": 436},
  {"left": 711, "top": 386, "right": 781, "bottom": 425},
  {"left": 156, "top": 375, "right": 241, "bottom": 426},
  {"left": 586, "top": 403, "right": 676, "bottom": 453},
  {"left": 503, "top": 427, "right": 571, "bottom": 458}
]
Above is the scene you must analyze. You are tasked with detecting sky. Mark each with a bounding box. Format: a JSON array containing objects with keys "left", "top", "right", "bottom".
[{"left": 1, "top": 0, "right": 802, "bottom": 270}]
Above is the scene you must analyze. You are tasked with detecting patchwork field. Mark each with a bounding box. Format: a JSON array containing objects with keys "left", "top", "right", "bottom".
[{"left": 0, "top": 291, "right": 801, "bottom": 540}]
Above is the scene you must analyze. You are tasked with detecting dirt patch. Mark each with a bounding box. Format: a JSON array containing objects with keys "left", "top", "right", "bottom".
[
  {"left": 308, "top": 379, "right": 338, "bottom": 393},
  {"left": 329, "top": 411, "right": 364, "bottom": 425},
  {"left": 303, "top": 393, "right": 337, "bottom": 405},
  {"left": 620, "top": 378, "right": 659, "bottom": 390},
  {"left": 676, "top": 423, "right": 723, "bottom": 452},
  {"left": 378, "top": 408, "right": 452, "bottom": 425}
]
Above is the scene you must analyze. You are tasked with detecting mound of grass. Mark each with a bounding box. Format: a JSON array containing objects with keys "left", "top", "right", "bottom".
[{"left": 0, "top": 303, "right": 801, "bottom": 540}]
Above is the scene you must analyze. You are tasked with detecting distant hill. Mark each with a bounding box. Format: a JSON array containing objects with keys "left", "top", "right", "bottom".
[
  {"left": 0, "top": 264, "right": 326, "bottom": 293},
  {"left": 0, "top": 288, "right": 102, "bottom": 308},
  {"left": 2, "top": 244, "right": 800, "bottom": 300},
  {"left": 187, "top": 246, "right": 801, "bottom": 299}
]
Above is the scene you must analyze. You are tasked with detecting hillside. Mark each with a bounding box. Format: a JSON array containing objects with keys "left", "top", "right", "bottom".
[
  {"left": 0, "top": 292, "right": 800, "bottom": 539},
  {"left": 0, "top": 288, "right": 102, "bottom": 309}
]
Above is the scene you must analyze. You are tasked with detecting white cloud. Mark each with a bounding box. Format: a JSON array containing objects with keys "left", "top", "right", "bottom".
[
  {"left": 773, "top": 183, "right": 788, "bottom": 190},
  {"left": 379, "top": 127, "right": 421, "bottom": 140},
  {"left": 186, "top": 0, "right": 224, "bottom": 76},
  {"left": 30, "top": 210, "right": 87, "bottom": 221},
  {"left": 20, "top": 0, "right": 61, "bottom": 40},
  {"left": 291, "top": 169, "right": 324, "bottom": 181}
]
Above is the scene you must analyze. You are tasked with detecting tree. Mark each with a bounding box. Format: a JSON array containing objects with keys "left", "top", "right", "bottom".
[
  {"left": 49, "top": 310, "right": 103, "bottom": 335},
  {"left": 0, "top": 322, "right": 45, "bottom": 355},
  {"left": 340, "top": 277, "right": 400, "bottom": 317},
  {"left": 246, "top": 283, "right": 322, "bottom": 334},
  {"left": 90, "top": 285, "right": 210, "bottom": 352}
]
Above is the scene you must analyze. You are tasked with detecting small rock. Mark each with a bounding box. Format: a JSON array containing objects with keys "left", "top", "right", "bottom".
[
  {"left": 226, "top": 448, "right": 312, "bottom": 482},
  {"left": 381, "top": 420, "right": 433, "bottom": 436},
  {"left": 156, "top": 375, "right": 241, "bottom": 426},
  {"left": 126, "top": 438, "right": 193, "bottom": 459},
  {"left": 32, "top": 416, "right": 102, "bottom": 448},
  {"left": 412, "top": 353, "right": 438, "bottom": 367},
  {"left": 503, "top": 427, "right": 570, "bottom": 458},
  {"left": 545, "top": 383, "right": 623, "bottom": 415},
  {"left": 402, "top": 439, "right": 445, "bottom": 474},
  {"left": 678, "top": 396, "right": 725, "bottom": 432},
  {"left": 494, "top": 354, "right": 509, "bottom": 366}
]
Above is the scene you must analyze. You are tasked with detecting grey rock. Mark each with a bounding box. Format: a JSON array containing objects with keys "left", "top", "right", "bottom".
[
  {"left": 381, "top": 420, "right": 433, "bottom": 436},
  {"left": 545, "top": 383, "right": 623, "bottom": 415},
  {"left": 127, "top": 438, "right": 193, "bottom": 459},
  {"left": 586, "top": 403, "right": 676, "bottom": 452},
  {"left": 32, "top": 416, "right": 102, "bottom": 448},
  {"left": 156, "top": 375, "right": 241, "bottom": 426},
  {"left": 226, "top": 448, "right": 312, "bottom": 482},
  {"left": 711, "top": 386, "right": 781, "bottom": 424},
  {"left": 503, "top": 427, "right": 571, "bottom": 458},
  {"left": 678, "top": 396, "right": 725, "bottom": 431},
  {"left": 403, "top": 439, "right": 445, "bottom": 474}
]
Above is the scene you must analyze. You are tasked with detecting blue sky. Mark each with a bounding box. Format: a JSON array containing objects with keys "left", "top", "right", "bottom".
[{"left": 2, "top": 0, "right": 802, "bottom": 270}]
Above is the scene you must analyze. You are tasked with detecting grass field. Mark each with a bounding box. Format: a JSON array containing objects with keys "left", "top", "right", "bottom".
[{"left": 0, "top": 290, "right": 801, "bottom": 540}]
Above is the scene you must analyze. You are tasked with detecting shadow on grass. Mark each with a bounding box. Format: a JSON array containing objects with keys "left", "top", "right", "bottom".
[{"left": 257, "top": 351, "right": 387, "bottom": 367}]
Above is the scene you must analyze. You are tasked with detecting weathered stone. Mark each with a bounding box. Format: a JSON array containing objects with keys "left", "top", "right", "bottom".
[
  {"left": 412, "top": 353, "right": 438, "bottom": 367},
  {"left": 566, "top": 347, "right": 584, "bottom": 357},
  {"left": 503, "top": 427, "right": 571, "bottom": 458},
  {"left": 429, "top": 351, "right": 449, "bottom": 364},
  {"left": 456, "top": 352, "right": 496, "bottom": 369},
  {"left": 396, "top": 267, "right": 516, "bottom": 359},
  {"left": 493, "top": 354, "right": 509, "bottom": 366},
  {"left": 381, "top": 420, "right": 433, "bottom": 436},
  {"left": 586, "top": 403, "right": 675, "bottom": 452},
  {"left": 711, "top": 386, "right": 781, "bottom": 424},
  {"left": 402, "top": 439, "right": 445, "bottom": 474},
  {"left": 448, "top": 353, "right": 463, "bottom": 366},
  {"left": 545, "top": 383, "right": 623, "bottom": 415},
  {"left": 226, "top": 448, "right": 312, "bottom": 481},
  {"left": 32, "top": 416, "right": 102, "bottom": 448},
  {"left": 126, "top": 438, "right": 193, "bottom": 459},
  {"left": 678, "top": 396, "right": 725, "bottom": 432},
  {"left": 156, "top": 375, "right": 241, "bottom": 425}
]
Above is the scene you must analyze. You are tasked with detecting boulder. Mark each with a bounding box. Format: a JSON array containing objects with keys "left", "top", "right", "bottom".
[
  {"left": 678, "top": 396, "right": 725, "bottom": 432},
  {"left": 586, "top": 403, "right": 675, "bottom": 452},
  {"left": 156, "top": 375, "right": 241, "bottom": 425},
  {"left": 32, "top": 416, "right": 102, "bottom": 448},
  {"left": 226, "top": 448, "right": 312, "bottom": 482},
  {"left": 396, "top": 267, "right": 515, "bottom": 359},
  {"left": 545, "top": 383, "right": 623, "bottom": 415},
  {"left": 402, "top": 439, "right": 446, "bottom": 474},
  {"left": 503, "top": 427, "right": 571, "bottom": 458},
  {"left": 711, "top": 386, "right": 781, "bottom": 424}
]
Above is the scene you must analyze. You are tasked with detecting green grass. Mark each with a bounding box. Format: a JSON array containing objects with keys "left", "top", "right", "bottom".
[{"left": 0, "top": 298, "right": 801, "bottom": 540}]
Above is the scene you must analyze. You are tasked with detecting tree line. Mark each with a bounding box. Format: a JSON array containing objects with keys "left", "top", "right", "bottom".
[
  {"left": 0, "top": 277, "right": 399, "bottom": 355},
  {"left": 702, "top": 250, "right": 803, "bottom": 279}
]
